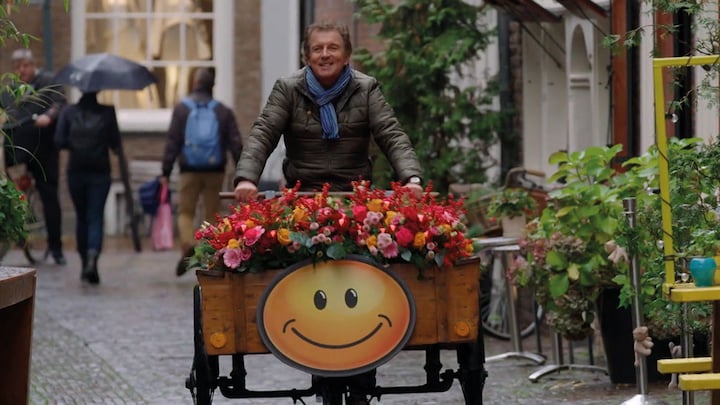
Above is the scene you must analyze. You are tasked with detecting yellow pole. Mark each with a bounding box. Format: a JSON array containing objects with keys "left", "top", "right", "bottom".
[
  {"left": 652, "top": 55, "right": 720, "bottom": 292},
  {"left": 651, "top": 59, "right": 674, "bottom": 289}
]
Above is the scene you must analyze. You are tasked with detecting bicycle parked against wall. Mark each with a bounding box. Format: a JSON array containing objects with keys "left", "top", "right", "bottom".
[
  {"left": 475, "top": 168, "right": 549, "bottom": 340},
  {"left": 0, "top": 163, "right": 47, "bottom": 265}
]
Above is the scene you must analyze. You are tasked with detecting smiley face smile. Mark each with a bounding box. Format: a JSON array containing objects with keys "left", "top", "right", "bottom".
[{"left": 282, "top": 314, "right": 392, "bottom": 349}]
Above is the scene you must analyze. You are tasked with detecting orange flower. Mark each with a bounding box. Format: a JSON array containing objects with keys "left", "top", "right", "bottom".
[
  {"left": 367, "top": 198, "right": 383, "bottom": 212},
  {"left": 413, "top": 232, "right": 426, "bottom": 249},
  {"left": 293, "top": 206, "right": 308, "bottom": 222}
]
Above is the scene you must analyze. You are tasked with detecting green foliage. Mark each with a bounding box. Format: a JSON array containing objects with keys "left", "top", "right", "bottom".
[
  {"left": 606, "top": 2, "right": 720, "bottom": 107},
  {"left": 515, "top": 145, "right": 632, "bottom": 339},
  {"left": 612, "top": 137, "right": 718, "bottom": 339},
  {"left": 487, "top": 187, "right": 536, "bottom": 219},
  {"left": 354, "top": 0, "right": 503, "bottom": 193},
  {"left": 0, "top": 176, "right": 26, "bottom": 243}
]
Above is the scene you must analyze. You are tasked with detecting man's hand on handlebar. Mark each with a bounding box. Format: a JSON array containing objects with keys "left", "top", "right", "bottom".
[
  {"left": 404, "top": 183, "right": 423, "bottom": 199},
  {"left": 235, "top": 180, "right": 258, "bottom": 202}
]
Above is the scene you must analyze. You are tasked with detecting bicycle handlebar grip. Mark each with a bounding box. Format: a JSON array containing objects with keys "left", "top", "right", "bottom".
[{"left": 523, "top": 169, "right": 546, "bottom": 177}]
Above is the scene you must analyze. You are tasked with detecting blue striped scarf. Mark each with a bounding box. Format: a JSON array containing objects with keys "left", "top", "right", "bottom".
[{"left": 306, "top": 65, "right": 351, "bottom": 140}]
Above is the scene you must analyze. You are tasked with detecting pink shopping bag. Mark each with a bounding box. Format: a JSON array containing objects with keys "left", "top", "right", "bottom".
[{"left": 151, "top": 183, "right": 174, "bottom": 251}]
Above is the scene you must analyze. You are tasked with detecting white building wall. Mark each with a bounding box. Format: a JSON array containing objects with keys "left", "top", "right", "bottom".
[
  {"left": 521, "top": 9, "right": 610, "bottom": 178},
  {"left": 259, "top": 0, "right": 299, "bottom": 186}
]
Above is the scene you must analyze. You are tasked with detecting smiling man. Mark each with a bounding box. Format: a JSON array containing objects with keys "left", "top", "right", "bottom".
[{"left": 234, "top": 21, "right": 424, "bottom": 202}]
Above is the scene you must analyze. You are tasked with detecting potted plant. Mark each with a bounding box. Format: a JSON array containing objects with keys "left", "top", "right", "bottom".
[
  {"left": 514, "top": 145, "right": 626, "bottom": 341},
  {"left": 487, "top": 187, "right": 537, "bottom": 237}
]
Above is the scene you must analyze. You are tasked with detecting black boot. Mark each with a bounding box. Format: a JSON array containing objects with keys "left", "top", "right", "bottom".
[{"left": 82, "top": 250, "right": 100, "bottom": 285}]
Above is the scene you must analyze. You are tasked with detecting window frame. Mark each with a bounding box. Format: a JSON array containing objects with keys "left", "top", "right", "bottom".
[{"left": 70, "top": 0, "right": 234, "bottom": 132}]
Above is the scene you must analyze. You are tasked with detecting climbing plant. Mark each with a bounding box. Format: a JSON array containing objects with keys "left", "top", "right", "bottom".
[{"left": 353, "top": 0, "right": 505, "bottom": 193}]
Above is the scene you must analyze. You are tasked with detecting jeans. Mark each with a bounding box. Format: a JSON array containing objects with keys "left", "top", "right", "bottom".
[
  {"left": 27, "top": 150, "right": 63, "bottom": 254},
  {"left": 68, "top": 171, "right": 111, "bottom": 256}
]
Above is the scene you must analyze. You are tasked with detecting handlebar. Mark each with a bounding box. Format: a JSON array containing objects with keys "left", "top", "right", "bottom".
[
  {"left": 219, "top": 190, "right": 439, "bottom": 200},
  {"left": 219, "top": 191, "right": 356, "bottom": 200}
]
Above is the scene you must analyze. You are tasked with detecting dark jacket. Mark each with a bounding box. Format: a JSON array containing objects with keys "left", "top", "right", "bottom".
[
  {"left": 161, "top": 92, "right": 243, "bottom": 177},
  {"left": 1, "top": 69, "right": 66, "bottom": 166},
  {"left": 54, "top": 93, "right": 121, "bottom": 173},
  {"left": 234, "top": 67, "right": 422, "bottom": 192}
]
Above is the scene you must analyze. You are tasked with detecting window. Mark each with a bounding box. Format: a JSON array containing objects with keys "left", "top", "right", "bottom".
[{"left": 72, "top": 0, "right": 233, "bottom": 131}]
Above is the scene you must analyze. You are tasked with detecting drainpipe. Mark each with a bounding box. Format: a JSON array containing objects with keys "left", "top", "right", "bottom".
[
  {"left": 626, "top": 0, "right": 638, "bottom": 157},
  {"left": 42, "top": 0, "right": 52, "bottom": 70},
  {"left": 498, "top": 11, "right": 516, "bottom": 179}
]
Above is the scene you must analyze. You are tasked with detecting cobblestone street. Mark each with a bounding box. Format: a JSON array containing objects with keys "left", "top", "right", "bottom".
[{"left": 11, "top": 236, "right": 710, "bottom": 404}]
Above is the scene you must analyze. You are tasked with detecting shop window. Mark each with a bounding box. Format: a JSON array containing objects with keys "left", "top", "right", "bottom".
[{"left": 81, "top": 0, "right": 216, "bottom": 110}]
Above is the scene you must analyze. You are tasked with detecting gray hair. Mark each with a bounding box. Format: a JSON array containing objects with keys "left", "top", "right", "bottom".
[{"left": 11, "top": 48, "right": 33, "bottom": 62}]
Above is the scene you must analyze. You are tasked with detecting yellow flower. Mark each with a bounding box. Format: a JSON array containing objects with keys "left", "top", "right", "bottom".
[
  {"left": 277, "top": 228, "right": 292, "bottom": 245},
  {"left": 465, "top": 242, "right": 474, "bottom": 253},
  {"left": 366, "top": 235, "right": 378, "bottom": 247},
  {"left": 367, "top": 199, "right": 384, "bottom": 212},
  {"left": 413, "top": 232, "right": 426, "bottom": 249},
  {"left": 384, "top": 211, "right": 397, "bottom": 226},
  {"left": 293, "top": 206, "right": 308, "bottom": 222},
  {"left": 227, "top": 238, "right": 240, "bottom": 249},
  {"left": 245, "top": 219, "right": 256, "bottom": 228}
]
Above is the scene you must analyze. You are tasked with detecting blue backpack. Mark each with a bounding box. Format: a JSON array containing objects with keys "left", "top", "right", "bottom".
[{"left": 181, "top": 97, "right": 223, "bottom": 169}]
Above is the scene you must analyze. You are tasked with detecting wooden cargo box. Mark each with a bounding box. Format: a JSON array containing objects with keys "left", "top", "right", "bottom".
[{"left": 197, "top": 258, "right": 481, "bottom": 355}]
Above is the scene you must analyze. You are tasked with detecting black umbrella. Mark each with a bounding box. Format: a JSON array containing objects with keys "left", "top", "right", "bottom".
[{"left": 54, "top": 53, "right": 157, "bottom": 92}]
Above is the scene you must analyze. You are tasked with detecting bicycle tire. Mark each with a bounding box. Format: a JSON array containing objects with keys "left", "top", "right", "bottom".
[
  {"left": 21, "top": 185, "right": 47, "bottom": 265},
  {"left": 480, "top": 265, "right": 542, "bottom": 340}
]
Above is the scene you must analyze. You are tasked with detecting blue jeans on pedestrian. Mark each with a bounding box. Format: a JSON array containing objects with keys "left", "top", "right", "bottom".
[{"left": 68, "top": 171, "right": 111, "bottom": 256}]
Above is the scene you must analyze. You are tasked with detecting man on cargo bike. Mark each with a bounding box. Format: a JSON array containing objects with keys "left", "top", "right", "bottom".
[{"left": 233, "top": 21, "right": 423, "bottom": 405}]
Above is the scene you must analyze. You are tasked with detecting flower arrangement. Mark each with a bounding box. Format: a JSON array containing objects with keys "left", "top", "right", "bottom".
[
  {"left": 487, "top": 187, "right": 537, "bottom": 220},
  {"left": 189, "top": 182, "right": 475, "bottom": 274},
  {"left": 0, "top": 175, "right": 27, "bottom": 243}
]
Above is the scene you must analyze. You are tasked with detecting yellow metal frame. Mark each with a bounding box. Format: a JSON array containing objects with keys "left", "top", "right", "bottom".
[{"left": 653, "top": 55, "right": 720, "bottom": 301}]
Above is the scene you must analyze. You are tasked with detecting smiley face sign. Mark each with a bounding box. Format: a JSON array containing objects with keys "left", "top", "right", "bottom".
[{"left": 257, "top": 256, "right": 416, "bottom": 377}]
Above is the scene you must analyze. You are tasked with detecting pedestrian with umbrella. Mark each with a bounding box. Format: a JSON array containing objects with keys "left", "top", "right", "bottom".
[
  {"left": 54, "top": 91, "right": 120, "bottom": 284},
  {"left": 54, "top": 53, "right": 157, "bottom": 257}
]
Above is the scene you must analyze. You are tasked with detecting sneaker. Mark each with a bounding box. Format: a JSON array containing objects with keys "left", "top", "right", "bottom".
[
  {"left": 176, "top": 257, "right": 189, "bottom": 277},
  {"left": 176, "top": 246, "right": 195, "bottom": 277}
]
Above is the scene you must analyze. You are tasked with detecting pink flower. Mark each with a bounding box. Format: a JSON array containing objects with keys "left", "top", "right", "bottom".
[
  {"left": 244, "top": 226, "right": 265, "bottom": 246},
  {"left": 380, "top": 241, "right": 399, "bottom": 258},
  {"left": 395, "top": 227, "right": 414, "bottom": 247},
  {"left": 353, "top": 205, "right": 368, "bottom": 222},
  {"left": 223, "top": 248, "right": 244, "bottom": 268},
  {"left": 377, "top": 232, "right": 394, "bottom": 249}
]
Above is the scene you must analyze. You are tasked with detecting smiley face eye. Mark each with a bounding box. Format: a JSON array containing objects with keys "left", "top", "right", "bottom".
[
  {"left": 345, "top": 288, "right": 358, "bottom": 308},
  {"left": 314, "top": 290, "right": 327, "bottom": 310}
]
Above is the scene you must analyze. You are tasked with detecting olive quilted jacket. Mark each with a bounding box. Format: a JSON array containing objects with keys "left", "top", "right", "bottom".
[{"left": 234, "top": 67, "right": 422, "bottom": 191}]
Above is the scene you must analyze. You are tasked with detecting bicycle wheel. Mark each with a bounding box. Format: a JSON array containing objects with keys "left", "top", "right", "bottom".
[
  {"left": 480, "top": 259, "right": 542, "bottom": 340},
  {"left": 21, "top": 185, "right": 47, "bottom": 265}
]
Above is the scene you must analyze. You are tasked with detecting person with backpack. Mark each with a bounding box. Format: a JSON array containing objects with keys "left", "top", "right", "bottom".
[
  {"left": 2, "top": 48, "right": 67, "bottom": 265},
  {"left": 161, "top": 67, "right": 243, "bottom": 277},
  {"left": 54, "top": 91, "right": 121, "bottom": 284}
]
